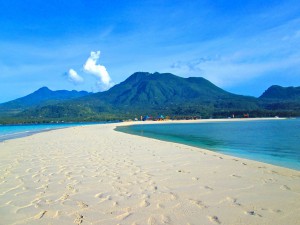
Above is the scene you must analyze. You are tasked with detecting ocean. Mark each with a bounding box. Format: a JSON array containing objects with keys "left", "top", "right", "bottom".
[
  {"left": 0, "top": 122, "right": 106, "bottom": 142},
  {"left": 116, "top": 119, "right": 300, "bottom": 171}
]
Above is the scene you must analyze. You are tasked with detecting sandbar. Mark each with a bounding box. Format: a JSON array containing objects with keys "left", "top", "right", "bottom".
[{"left": 0, "top": 120, "right": 299, "bottom": 225}]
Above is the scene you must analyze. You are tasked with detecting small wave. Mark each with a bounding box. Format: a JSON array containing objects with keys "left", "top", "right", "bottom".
[
  {"left": 0, "top": 131, "right": 32, "bottom": 137},
  {"left": 0, "top": 129, "right": 52, "bottom": 142}
]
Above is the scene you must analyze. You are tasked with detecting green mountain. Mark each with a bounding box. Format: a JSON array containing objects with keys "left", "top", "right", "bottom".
[
  {"left": 93, "top": 72, "right": 252, "bottom": 105},
  {"left": 260, "top": 85, "right": 300, "bottom": 100},
  {"left": 1, "top": 72, "right": 299, "bottom": 124},
  {"left": 84, "top": 72, "right": 259, "bottom": 115},
  {"left": 259, "top": 85, "right": 300, "bottom": 113},
  {"left": 0, "top": 87, "right": 91, "bottom": 116},
  {"left": 13, "top": 72, "right": 259, "bottom": 121}
]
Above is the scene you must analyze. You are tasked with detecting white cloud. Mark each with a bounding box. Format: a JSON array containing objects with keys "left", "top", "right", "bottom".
[
  {"left": 68, "top": 68, "right": 84, "bottom": 84},
  {"left": 83, "top": 51, "right": 112, "bottom": 89}
]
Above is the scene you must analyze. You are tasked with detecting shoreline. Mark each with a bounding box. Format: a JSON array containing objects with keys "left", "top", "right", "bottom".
[
  {"left": 0, "top": 117, "right": 284, "bottom": 143},
  {"left": 122, "top": 116, "right": 287, "bottom": 124},
  {"left": 0, "top": 121, "right": 299, "bottom": 224},
  {"left": 116, "top": 117, "right": 300, "bottom": 172},
  {"left": 0, "top": 121, "right": 114, "bottom": 143},
  {"left": 0, "top": 127, "right": 65, "bottom": 143},
  {"left": 118, "top": 117, "right": 287, "bottom": 127},
  {"left": 0, "top": 117, "right": 277, "bottom": 143}
]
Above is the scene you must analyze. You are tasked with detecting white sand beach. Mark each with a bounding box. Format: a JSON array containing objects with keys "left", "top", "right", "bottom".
[{"left": 0, "top": 121, "right": 299, "bottom": 225}]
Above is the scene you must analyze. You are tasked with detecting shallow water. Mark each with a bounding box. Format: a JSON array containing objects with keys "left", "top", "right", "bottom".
[
  {"left": 116, "top": 119, "right": 300, "bottom": 170},
  {"left": 0, "top": 122, "right": 105, "bottom": 142}
]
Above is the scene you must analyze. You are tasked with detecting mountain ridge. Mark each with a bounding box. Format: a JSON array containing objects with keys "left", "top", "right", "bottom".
[
  {"left": 0, "top": 87, "right": 91, "bottom": 116},
  {"left": 90, "top": 72, "right": 256, "bottom": 106},
  {"left": 1, "top": 72, "right": 299, "bottom": 123},
  {"left": 259, "top": 85, "right": 300, "bottom": 100}
]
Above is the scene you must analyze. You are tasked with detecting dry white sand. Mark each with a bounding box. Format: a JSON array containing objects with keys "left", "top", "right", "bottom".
[{"left": 0, "top": 121, "right": 299, "bottom": 225}]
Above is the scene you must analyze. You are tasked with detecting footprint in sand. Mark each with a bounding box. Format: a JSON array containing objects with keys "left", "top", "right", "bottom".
[
  {"left": 177, "top": 169, "right": 190, "bottom": 174},
  {"left": 74, "top": 214, "right": 83, "bottom": 224},
  {"left": 280, "top": 185, "right": 291, "bottom": 191},
  {"left": 226, "top": 197, "right": 241, "bottom": 206},
  {"left": 258, "top": 166, "right": 266, "bottom": 169},
  {"left": 231, "top": 174, "right": 242, "bottom": 178},
  {"left": 94, "top": 193, "right": 112, "bottom": 202},
  {"left": 112, "top": 201, "right": 119, "bottom": 207},
  {"left": 26, "top": 168, "right": 32, "bottom": 173},
  {"left": 157, "top": 203, "right": 165, "bottom": 209},
  {"left": 261, "top": 178, "right": 278, "bottom": 184},
  {"left": 270, "top": 170, "right": 279, "bottom": 174},
  {"left": 148, "top": 216, "right": 157, "bottom": 225},
  {"left": 60, "top": 193, "right": 69, "bottom": 201},
  {"left": 244, "top": 210, "right": 262, "bottom": 217},
  {"left": 161, "top": 215, "right": 171, "bottom": 224},
  {"left": 208, "top": 215, "right": 221, "bottom": 224},
  {"left": 34, "top": 210, "right": 47, "bottom": 219},
  {"left": 140, "top": 199, "right": 150, "bottom": 207},
  {"left": 169, "top": 192, "right": 178, "bottom": 200},
  {"left": 34, "top": 179, "right": 41, "bottom": 183},
  {"left": 204, "top": 186, "right": 214, "bottom": 190},
  {"left": 36, "top": 184, "right": 48, "bottom": 190},
  {"left": 77, "top": 201, "right": 88, "bottom": 208},
  {"left": 32, "top": 173, "right": 39, "bottom": 178},
  {"left": 116, "top": 211, "right": 132, "bottom": 220},
  {"left": 67, "top": 184, "right": 78, "bottom": 193},
  {"left": 54, "top": 210, "right": 62, "bottom": 218},
  {"left": 189, "top": 199, "right": 208, "bottom": 209},
  {"left": 269, "top": 208, "right": 282, "bottom": 213}
]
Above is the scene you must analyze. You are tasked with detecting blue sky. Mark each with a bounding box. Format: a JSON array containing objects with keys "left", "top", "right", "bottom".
[{"left": 1, "top": 0, "right": 300, "bottom": 103}]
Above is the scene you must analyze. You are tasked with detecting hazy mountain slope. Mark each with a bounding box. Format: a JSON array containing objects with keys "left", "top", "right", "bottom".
[
  {"left": 0, "top": 87, "right": 91, "bottom": 116},
  {"left": 260, "top": 85, "right": 300, "bottom": 100},
  {"left": 259, "top": 85, "right": 300, "bottom": 112}
]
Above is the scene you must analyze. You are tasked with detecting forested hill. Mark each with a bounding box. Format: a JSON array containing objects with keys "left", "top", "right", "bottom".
[
  {"left": 88, "top": 72, "right": 258, "bottom": 107},
  {"left": 39, "top": 72, "right": 259, "bottom": 119},
  {"left": 0, "top": 72, "right": 299, "bottom": 123},
  {"left": 260, "top": 85, "right": 300, "bottom": 100},
  {"left": 258, "top": 85, "right": 300, "bottom": 113},
  {"left": 0, "top": 87, "right": 91, "bottom": 116}
]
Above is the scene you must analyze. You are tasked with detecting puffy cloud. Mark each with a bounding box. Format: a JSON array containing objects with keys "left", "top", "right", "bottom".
[
  {"left": 83, "top": 51, "right": 112, "bottom": 89},
  {"left": 65, "top": 51, "right": 113, "bottom": 90},
  {"left": 67, "top": 68, "right": 84, "bottom": 84}
]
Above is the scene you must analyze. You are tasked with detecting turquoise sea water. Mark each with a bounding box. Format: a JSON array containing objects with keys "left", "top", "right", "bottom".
[
  {"left": 0, "top": 122, "right": 106, "bottom": 142},
  {"left": 116, "top": 119, "right": 300, "bottom": 170}
]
